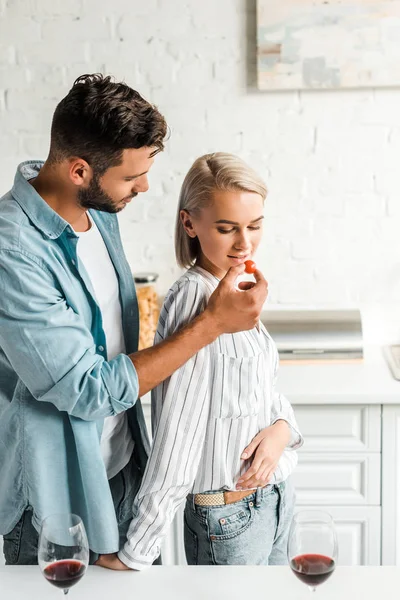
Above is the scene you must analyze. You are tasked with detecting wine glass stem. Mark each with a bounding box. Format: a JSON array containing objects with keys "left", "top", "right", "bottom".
[
  {"left": 63, "top": 589, "right": 69, "bottom": 595},
  {"left": 308, "top": 586, "right": 316, "bottom": 593}
]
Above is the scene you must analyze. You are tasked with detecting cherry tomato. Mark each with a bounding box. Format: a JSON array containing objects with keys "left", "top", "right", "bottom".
[{"left": 244, "top": 260, "right": 256, "bottom": 274}]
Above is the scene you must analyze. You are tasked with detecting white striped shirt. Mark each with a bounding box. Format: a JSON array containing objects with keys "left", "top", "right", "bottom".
[{"left": 120, "top": 266, "right": 303, "bottom": 569}]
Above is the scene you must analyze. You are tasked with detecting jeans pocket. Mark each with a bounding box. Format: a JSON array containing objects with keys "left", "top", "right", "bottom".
[
  {"left": 183, "top": 515, "right": 198, "bottom": 565},
  {"left": 208, "top": 503, "right": 256, "bottom": 565},
  {"left": 208, "top": 502, "right": 254, "bottom": 541}
]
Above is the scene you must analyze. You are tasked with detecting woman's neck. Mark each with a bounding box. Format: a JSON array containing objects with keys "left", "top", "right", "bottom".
[{"left": 196, "top": 254, "right": 226, "bottom": 280}]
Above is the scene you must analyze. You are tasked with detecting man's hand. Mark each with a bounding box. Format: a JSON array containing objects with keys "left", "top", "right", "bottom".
[
  {"left": 206, "top": 264, "right": 268, "bottom": 335},
  {"left": 236, "top": 420, "right": 291, "bottom": 489},
  {"left": 95, "top": 553, "right": 133, "bottom": 571}
]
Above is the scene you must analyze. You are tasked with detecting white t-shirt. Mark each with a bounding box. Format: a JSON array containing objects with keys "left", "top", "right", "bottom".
[{"left": 75, "top": 214, "right": 134, "bottom": 480}]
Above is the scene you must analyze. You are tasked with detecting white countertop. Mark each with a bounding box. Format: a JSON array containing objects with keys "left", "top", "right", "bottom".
[
  {"left": 276, "top": 345, "right": 400, "bottom": 404},
  {"left": 1, "top": 565, "right": 400, "bottom": 600}
]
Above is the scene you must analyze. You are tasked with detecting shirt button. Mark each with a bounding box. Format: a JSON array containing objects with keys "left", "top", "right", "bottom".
[
  {"left": 220, "top": 518, "right": 226, "bottom": 524},
  {"left": 98, "top": 345, "right": 104, "bottom": 352},
  {"left": 249, "top": 502, "right": 254, "bottom": 507}
]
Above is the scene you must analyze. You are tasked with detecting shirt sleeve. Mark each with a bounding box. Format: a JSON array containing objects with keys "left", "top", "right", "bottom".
[
  {"left": 119, "top": 278, "right": 212, "bottom": 570},
  {"left": 270, "top": 342, "right": 304, "bottom": 451},
  {"left": 0, "top": 248, "right": 138, "bottom": 420}
]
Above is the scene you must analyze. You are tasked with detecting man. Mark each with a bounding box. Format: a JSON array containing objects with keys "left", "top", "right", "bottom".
[{"left": 0, "top": 73, "right": 268, "bottom": 565}]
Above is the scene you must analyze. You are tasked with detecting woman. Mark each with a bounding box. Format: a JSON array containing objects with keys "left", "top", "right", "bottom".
[{"left": 119, "top": 152, "right": 303, "bottom": 569}]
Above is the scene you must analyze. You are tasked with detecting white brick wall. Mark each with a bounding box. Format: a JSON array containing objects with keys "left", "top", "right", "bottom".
[{"left": 1, "top": 0, "right": 400, "bottom": 341}]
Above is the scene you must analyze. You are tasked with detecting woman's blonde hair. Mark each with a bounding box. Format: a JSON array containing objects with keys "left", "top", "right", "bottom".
[{"left": 175, "top": 152, "right": 267, "bottom": 269}]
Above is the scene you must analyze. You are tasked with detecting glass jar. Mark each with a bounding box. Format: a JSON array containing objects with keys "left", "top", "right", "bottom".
[{"left": 134, "top": 272, "right": 160, "bottom": 350}]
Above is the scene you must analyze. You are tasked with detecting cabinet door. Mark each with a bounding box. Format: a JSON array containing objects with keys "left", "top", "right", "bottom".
[
  {"left": 382, "top": 405, "right": 400, "bottom": 565},
  {"left": 293, "top": 453, "right": 381, "bottom": 506},
  {"left": 295, "top": 405, "right": 381, "bottom": 452},
  {"left": 296, "top": 506, "right": 381, "bottom": 566}
]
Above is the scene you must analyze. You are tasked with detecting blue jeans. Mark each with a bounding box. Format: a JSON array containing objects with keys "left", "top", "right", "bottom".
[
  {"left": 2, "top": 452, "right": 142, "bottom": 565},
  {"left": 184, "top": 479, "right": 295, "bottom": 565}
]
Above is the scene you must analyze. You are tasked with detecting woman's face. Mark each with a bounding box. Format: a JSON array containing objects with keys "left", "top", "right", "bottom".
[{"left": 181, "top": 189, "right": 264, "bottom": 279}]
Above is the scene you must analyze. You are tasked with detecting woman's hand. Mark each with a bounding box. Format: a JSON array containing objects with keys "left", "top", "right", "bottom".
[
  {"left": 95, "top": 553, "right": 133, "bottom": 571},
  {"left": 236, "top": 420, "right": 291, "bottom": 490}
]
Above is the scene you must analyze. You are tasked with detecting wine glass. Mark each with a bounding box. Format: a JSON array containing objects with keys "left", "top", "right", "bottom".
[
  {"left": 288, "top": 510, "right": 338, "bottom": 592},
  {"left": 38, "top": 513, "right": 89, "bottom": 595}
]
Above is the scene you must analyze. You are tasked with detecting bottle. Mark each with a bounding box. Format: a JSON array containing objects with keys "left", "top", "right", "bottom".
[{"left": 133, "top": 272, "right": 160, "bottom": 350}]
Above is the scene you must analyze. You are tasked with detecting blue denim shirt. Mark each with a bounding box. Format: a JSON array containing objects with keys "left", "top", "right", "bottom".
[{"left": 0, "top": 161, "right": 150, "bottom": 553}]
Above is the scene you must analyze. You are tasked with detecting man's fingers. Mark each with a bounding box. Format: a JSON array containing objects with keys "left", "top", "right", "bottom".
[
  {"left": 238, "top": 281, "right": 256, "bottom": 290},
  {"left": 237, "top": 268, "right": 267, "bottom": 292},
  {"left": 252, "top": 268, "right": 267, "bottom": 284},
  {"left": 220, "top": 264, "right": 246, "bottom": 287},
  {"left": 250, "top": 269, "right": 268, "bottom": 300}
]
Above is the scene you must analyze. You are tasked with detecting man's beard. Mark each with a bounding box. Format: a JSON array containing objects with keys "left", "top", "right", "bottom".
[{"left": 78, "top": 174, "right": 135, "bottom": 213}]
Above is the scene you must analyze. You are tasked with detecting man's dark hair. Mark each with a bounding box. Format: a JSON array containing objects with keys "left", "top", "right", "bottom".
[{"left": 48, "top": 73, "right": 168, "bottom": 175}]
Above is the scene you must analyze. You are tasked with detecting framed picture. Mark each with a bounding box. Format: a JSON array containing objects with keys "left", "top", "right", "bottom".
[{"left": 257, "top": 0, "right": 400, "bottom": 90}]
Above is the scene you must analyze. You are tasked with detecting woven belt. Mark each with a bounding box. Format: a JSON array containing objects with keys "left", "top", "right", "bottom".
[{"left": 194, "top": 489, "right": 255, "bottom": 507}]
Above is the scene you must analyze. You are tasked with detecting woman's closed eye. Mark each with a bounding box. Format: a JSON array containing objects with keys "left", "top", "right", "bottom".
[{"left": 217, "top": 226, "right": 261, "bottom": 234}]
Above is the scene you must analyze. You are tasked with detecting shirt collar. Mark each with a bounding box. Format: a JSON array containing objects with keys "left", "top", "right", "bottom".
[{"left": 11, "top": 160, "right": 71, "bottom": 240}]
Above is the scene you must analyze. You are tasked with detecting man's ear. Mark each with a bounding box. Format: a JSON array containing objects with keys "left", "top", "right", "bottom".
[
  {"left": 180, "top": 210, "right": 197, "bottom": 238},
  {"left": 68, "top": 158, "right": 92, "bottom": 187}
]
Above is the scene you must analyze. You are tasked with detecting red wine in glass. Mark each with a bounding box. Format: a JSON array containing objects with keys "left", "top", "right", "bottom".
[
  {"left": 43, "top": 559, "right": 86, "bottom": 590},
  {"left": 287, "top": 510, "right": 338, "bottom": 592},
  {"left": 290, "top": 553, "right": 335, "bottom": 587},
  {"left": 39, "top": 513, "right": 89, "bottom": 595}
]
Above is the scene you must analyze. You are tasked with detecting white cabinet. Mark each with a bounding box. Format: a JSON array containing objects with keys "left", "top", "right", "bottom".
[
  {"left": 381, "top": 405, "right": 400, "bottom": 565},
  {"left": 294, "top": 404, "right": 381, "bottom": 566},
  {"left": 294, "top": 405, "right": 381, "bottom": 452},
  {"left": 293, "top": 453, "right": 380, "bottom": 506}
]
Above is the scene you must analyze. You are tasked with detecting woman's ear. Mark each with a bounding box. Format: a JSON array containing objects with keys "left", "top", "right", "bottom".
[{"left": 180, "top": 210, "right": 197, "bottom": 238}]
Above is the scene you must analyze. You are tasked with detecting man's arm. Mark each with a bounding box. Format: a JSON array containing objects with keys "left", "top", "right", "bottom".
[
  {"left": 130, "top": 264, "right": 268, "bottom": 397},
  {"left": 0, "top": 248, "right": 138, "bottom": 420}
]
